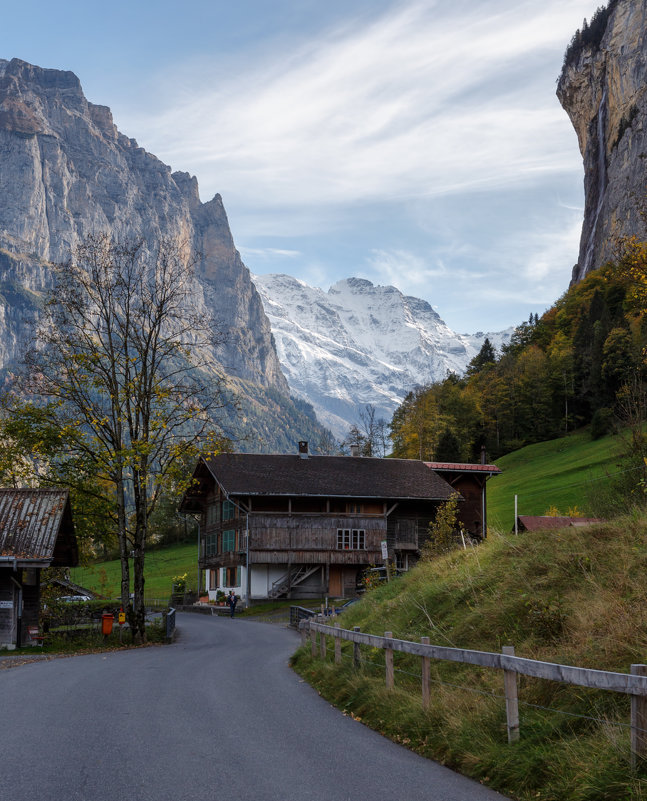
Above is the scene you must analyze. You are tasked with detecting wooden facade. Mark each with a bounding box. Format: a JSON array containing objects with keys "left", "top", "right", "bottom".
[
  {"left": 0, "top": 489, "right": 77, "bottom": 648},
  {"left": 181, "top": 449, "right": 500, "bottom": 603}
]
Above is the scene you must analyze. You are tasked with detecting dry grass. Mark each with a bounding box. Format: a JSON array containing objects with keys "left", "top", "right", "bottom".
[{"left": 292, "top": 515, "right": 647, "bottom": 800}]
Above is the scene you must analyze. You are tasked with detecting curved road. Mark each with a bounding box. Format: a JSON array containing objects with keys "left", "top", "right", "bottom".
[{"left": 2, "top": 613, "right": 508, "bottom": 801}]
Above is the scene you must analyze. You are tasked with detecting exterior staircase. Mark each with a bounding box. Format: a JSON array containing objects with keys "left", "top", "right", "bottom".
[{"left": 269, "top": 565, "right": 321, "bottom": 599}]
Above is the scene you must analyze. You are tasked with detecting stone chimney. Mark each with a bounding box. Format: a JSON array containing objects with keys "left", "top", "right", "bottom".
[
  {"left": 298, "top": 441, "right": 309, "bottom": 459},
  {"left": 350, "top": 444, "right": 360, "bottom": 457}
]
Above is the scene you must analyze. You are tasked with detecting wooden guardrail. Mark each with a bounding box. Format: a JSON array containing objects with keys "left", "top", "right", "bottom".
[{"left": 301, "top": 619, "right": 647, "bottom": 767}]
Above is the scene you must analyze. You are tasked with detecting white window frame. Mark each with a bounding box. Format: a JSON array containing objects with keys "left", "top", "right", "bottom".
[{"left": 337, "top": 528, "right": 365, "bottom": 550}]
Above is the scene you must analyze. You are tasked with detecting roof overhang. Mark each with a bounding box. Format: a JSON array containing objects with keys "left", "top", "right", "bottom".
[
  {"left": 0, "top": 556, "right": 51, "bottom": 569},
  {"left": 424, "top": 462, "right": 502, "bottom": 476}
]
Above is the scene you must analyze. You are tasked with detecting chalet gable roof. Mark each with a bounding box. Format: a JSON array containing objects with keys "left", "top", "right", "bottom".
[
  {"left": 0, "top": 489, "right": 78, "bottom": 566},
  {"left": 199, "top": 453, "right": 457, "bottom": 501}
]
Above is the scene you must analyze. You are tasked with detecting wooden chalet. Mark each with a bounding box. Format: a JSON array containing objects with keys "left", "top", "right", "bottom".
[
  {"left": 0, "top": 489, "right": 78, "bottom": 648},
  {"left": 181, "top": 444, "right": 501, "bottom": 603}
]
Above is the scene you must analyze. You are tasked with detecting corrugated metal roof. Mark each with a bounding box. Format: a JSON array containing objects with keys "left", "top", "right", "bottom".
[
  {"left": 202, "top": 454, "right": 457, "bottom": 501},
  {"left": 0, "top": 489, "right": 71, "bottom": 560}
]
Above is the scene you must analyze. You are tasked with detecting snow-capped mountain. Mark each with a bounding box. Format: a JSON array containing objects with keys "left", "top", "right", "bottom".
[{"left": 252, "top": 274, "right": 513, "bottom": 439}]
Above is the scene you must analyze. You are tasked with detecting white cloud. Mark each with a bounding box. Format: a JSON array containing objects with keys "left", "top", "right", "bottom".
[
  {"left": 129, "top": 0, "right": 593, "bottom": 209},
  {"left": 111, "top": 0, "right": 593, "bottom": 331},
  {"left": 239, "top": 247, "right": 302, "bottom": 260}
]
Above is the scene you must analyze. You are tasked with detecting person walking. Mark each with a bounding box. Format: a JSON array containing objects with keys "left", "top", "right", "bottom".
[{"left": 227, "top": 589, "right": 237, "bottom": 618}]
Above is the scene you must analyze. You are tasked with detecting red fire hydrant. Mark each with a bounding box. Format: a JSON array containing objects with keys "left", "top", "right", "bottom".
[{"left": 101, "top": 613, "right": 114, "bottom": 636}]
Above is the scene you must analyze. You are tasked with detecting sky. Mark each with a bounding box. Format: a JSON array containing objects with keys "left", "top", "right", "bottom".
[{"left": 2, "top": 0, "right": 598, "bottom": 332}]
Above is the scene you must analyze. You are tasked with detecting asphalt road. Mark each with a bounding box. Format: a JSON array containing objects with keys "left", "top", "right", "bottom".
[{"left": 2, "top": 612, "right": 509, "bottom": 801}]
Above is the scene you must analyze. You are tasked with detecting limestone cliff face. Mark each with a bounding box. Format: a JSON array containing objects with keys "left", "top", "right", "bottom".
[
  {"left": 0, "top": 57, "right": 286, "bottom": 393},
  {"left": 557, "top": 0, "right": 647, "bottom": 282}
]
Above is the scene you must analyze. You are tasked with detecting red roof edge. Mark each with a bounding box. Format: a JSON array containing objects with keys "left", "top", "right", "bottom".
[{"left": 424, "top": 462, "right": 502, "bottom": 474}]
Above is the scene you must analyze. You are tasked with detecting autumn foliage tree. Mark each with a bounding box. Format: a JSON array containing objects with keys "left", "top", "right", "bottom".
[
  {"left": 388, "top": 241, "right": 647, "bottom": 466},
  {"left": 23, "top": 233, "right": 228, "bottom": 642}
]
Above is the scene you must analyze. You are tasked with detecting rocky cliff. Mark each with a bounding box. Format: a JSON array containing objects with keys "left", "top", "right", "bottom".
[
  {"left": 0, "top": 58, "right": 323, "bottom": 452},
  {"left": 557, "top": 0, "right": 647, "bottom": 282}
]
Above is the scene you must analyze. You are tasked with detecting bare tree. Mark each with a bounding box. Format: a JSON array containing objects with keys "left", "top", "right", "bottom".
[
  {"left": 359, "top": 404, "right": 389, "bottom": 457},
  {"left": 25, "top": 233, "right": 228, "bottom": 642}
]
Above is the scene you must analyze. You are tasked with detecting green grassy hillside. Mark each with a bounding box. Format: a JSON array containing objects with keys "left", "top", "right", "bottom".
[
  {"left": 71, "top": 542, "right": 199, "bottom": 600},
  {"left": 488, "top": 428, "right": 629, "bottom": 531},
  {"left": 293, "top": 516, "right": 647, "bottom": 800}
]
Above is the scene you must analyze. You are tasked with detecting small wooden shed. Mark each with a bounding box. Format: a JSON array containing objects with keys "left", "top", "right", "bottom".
[
  {"left": 515, "top": 515, "right": 604, "bottom": 532},
  {"left": 0, "top": 489, "right": 78, "bottom": 648}
]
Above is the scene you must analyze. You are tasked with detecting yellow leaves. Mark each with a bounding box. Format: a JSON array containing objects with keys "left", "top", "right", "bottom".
[{"left": 614, "top": 237, "right": 647, "bottom": 311}]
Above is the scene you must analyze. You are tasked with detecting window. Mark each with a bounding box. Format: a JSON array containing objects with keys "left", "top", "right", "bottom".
[
  {"left": 222, "top": 529, "right": 236, "bottom": 552},
  {"left": 206, "top": 533, "right": 218, "bottom": 556},
  {"left": 209, "top": 570, "right": 218, "bottom": 590},
  {"left": 224, "top": 566, "right": 241, "bottom": 587},
  {"left": 223, "top": 500, "right": 236, "bottom": 521},
  {"left": 346, "top": 502, "right": 363, "bottom": 514},
  {"left": 206, "top": 503, "right": 220, "bottom": 525},
  {"left": 337, "top": 529, "right": 365, "bottom": 550}
]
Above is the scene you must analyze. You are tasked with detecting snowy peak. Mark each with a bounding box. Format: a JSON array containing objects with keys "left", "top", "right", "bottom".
[{"left": 252, "top": 273, "right": 512, "bottom": 439}]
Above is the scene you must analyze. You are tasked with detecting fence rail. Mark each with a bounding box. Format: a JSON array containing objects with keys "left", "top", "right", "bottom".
[{"left": 301, "top": 619, "right": 647, "bottom": 768}]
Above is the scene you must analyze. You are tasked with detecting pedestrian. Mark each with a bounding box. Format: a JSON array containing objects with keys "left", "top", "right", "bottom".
[{"left": 227, "top": 589, "right": 237, "bottom": 618}]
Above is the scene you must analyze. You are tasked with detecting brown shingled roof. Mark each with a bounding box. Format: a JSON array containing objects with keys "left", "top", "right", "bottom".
[{"left": 202, "top": 454, "right": 456, "bottom": 500}]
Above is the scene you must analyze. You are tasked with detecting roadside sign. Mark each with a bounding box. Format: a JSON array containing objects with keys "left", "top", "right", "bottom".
[
  {"left": 118, "top": 611, "right": 126, "bottom": 625},
  {"left": 381, "top": 540, "right": 388, "bottom": 560},
  {"left": 0, "top": 600, "right": 13, "bottom": 609}
]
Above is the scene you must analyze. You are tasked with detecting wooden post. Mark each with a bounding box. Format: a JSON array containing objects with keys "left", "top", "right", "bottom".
[
  {"left": 502, "top": 645, "right": 520, "bottom": 743},
  {"left": 421, "top": 636, "right": 430, "bottom": 709},
  {"left": 300, "top": 621, "right": 307, "bottom": 648},
  {"left": 385, "top": 631, "right": 394, "bottom": 689},
  {"left": 631, "top": 664, "right": 647, "bottom": 769},
  {"left": 353, "top": 626, "right": 361, "bottom": 669},
  {"left": 320, "top": 627, "right": 326, "bottom": 660},
  {"left": 311, "top": 627, "right": 317, "bottom": 658},
  {"left": 334, "top": 622, "right": 341, "bottom": 665}
]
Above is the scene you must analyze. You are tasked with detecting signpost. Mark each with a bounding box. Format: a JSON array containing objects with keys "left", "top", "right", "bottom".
[{"left": 381, "top": 540, "right": 390, "bottom": 582}]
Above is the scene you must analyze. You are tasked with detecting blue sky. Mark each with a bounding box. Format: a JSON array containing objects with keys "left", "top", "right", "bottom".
[{"left": 2, "top": 0, "right": 597, "bottom": 332}]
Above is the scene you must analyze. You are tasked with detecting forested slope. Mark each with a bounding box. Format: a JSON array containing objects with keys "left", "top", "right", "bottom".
[{"left": 389, "top": 242, "right": 647, "bottom": 466}]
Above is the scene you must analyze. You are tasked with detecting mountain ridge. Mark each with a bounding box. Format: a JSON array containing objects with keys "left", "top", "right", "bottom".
[
  {"left": 252, "top": 272, "right": 513, "bottom": 438},
  {"left": 0, "top": 57, "right": 326, "bottom": 452}
]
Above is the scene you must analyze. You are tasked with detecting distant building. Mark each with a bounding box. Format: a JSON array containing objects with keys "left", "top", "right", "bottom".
[
  {"left": 180, "top": 444, "right": 500, "bottom": 603},
  {"left": 0, "top": 489, "right": 78, "bottom": 648},
  {"left": 515, "top": 516, "right": 604, "bottom": 532}
]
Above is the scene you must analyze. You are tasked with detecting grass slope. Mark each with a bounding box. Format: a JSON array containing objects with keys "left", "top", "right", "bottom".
[
  {"left": 488, "top": 428, "right": 628, "bottom": 531},
  {"left": 71, "top": 542, "right": 198, "bottom": 600},
  {"left": 293, "top": 517, "right": 647, "bottom": 800}
]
